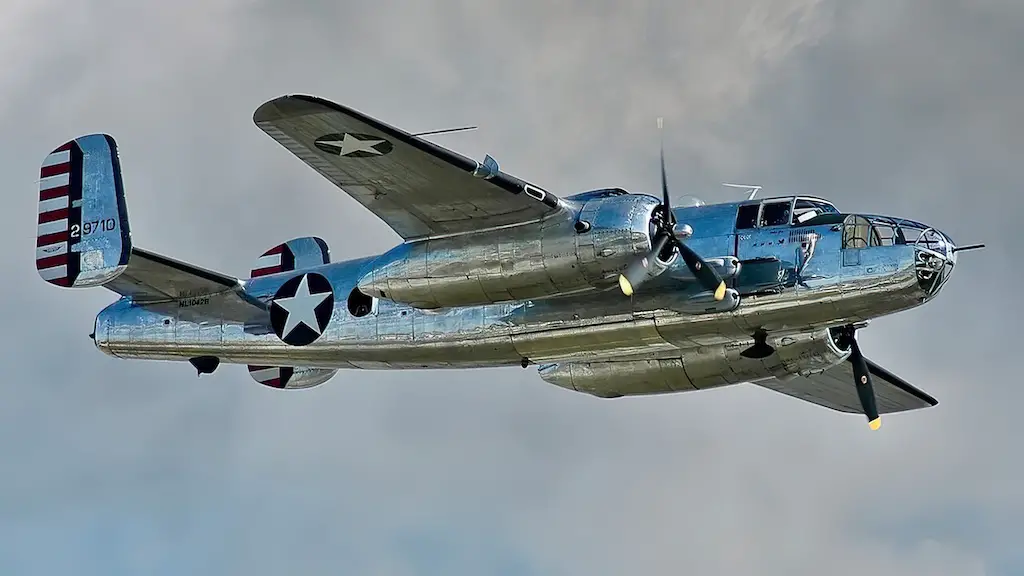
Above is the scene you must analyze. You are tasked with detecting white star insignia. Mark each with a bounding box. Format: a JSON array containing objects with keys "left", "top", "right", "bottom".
[
  {"left": 319, "top": 133, "right": 386, "bottom": 156},
  {"left": 274, "top": 275, "right": 330, "bottom": 338}
]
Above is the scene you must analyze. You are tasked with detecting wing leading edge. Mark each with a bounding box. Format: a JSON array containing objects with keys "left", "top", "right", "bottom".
[
  {"left": 253, "top": 95, "right": 564, "bottom": 240},
  {"left": 756, "top": 358, "right": 938, "bottom": 414}
]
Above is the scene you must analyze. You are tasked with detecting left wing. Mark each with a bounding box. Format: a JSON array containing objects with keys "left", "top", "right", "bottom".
[
  {"left": 756, "top": 358, "right": 938, "bottom": 414},
  {"left": 253, "top": 94, "right": 564, "bottom": 240}
]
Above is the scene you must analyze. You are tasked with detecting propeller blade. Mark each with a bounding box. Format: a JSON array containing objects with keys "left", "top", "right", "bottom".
[
  {"left": 619, "top": 233, "right": 671, "bottom": 296},
  {"left": 673, "top": 239, "right": 727, "bottom": 301},
  {"left": 658, "top": 117, "right": 673, "bottom": 224},
  {"left": 848, "top": 336, "right": 881, "bottom": 430},
  {"left": 621, "top": 116, "right": 725, "bottom": 300}
]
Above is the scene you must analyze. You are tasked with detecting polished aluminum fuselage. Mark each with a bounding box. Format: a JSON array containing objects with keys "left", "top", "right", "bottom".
[{"left": 93, "top": 195, "right": 947, "bottom": 378}]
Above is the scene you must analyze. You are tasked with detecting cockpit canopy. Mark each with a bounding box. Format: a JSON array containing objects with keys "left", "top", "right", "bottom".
[
  {"left": 733, "top": 197, "right": 953, "bottom": 256},
  {"left": 735, "top": 196, "right": 840, "bottom": 229}
]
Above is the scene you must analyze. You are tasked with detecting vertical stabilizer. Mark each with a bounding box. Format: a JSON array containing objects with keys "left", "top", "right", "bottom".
[{"left": 36, "top": 134, "right": 131, "bottom": 288}]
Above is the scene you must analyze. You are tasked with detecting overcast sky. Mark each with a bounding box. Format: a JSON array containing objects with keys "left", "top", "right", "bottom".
[{"left": 2, "top": 0, "right": 1021, "bottom": 574}]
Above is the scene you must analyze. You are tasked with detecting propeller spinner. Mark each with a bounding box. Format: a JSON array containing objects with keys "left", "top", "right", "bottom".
[{"left": 618, "top": 119, "right": 727, "bottom": 300}]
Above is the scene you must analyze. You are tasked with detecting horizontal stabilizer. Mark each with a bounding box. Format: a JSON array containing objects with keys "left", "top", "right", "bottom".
[
  {"left": 105, "top": 248, "right": 268, "bottom": 324},
  {"left": 36, "top": 134, "right": 131, "bottom": 288},
  {"left": 247, "top": 365, "right": 336, "bottom": 389},
  {"left": 756, "top": 357, "right": 938, "bottom": 415},
  {"left": 251, "top": 236, "right": 330, "bottom": 278}
]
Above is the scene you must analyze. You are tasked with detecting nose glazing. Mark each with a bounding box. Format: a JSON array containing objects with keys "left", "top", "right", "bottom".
[{"left": 913, "top": 228, "right": 955, "bottom": 296}]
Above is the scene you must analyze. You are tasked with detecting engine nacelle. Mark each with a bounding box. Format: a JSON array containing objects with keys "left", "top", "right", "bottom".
[
  {"left": 357, "top": 194, "right": 660, "bottom": 308},
  {"left": 538, "top": 328, "right": 850, "bottom": 398}
]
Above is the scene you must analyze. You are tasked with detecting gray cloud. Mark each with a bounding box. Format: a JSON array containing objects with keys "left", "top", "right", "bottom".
[{"left": 1, "top": 0, "right": 1020, "bottom": 574}]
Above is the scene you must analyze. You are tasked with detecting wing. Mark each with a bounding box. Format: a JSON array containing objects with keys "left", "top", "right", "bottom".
[
  {"left": 756, "top": 358, "right": 938, "bottom": 414},
  {"left": 253, "top": 94, "right": 564, "bottom": 240},
  {"left": 105, "top": 248, "right": 268, "bottom": 324}
]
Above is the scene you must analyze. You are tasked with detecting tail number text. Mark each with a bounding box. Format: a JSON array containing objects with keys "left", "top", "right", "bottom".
[{"left": 70, "top": 218, "right": 117, "bottom": 239}]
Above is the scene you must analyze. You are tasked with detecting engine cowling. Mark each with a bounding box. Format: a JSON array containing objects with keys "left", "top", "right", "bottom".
[
  {"left": 538, "top": 328, "right": 850, "bottom": 398},
  {"left": 357, "top": 193, "right": 661, "bottom": 308}
]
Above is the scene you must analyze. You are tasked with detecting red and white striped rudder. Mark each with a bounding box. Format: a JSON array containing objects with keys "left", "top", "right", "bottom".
[
  {"left": 36, "top": 134, "right": 131, "bottom": 288},
  {"left": 250, "top": 236, "right": 330, "bottom": 279}
]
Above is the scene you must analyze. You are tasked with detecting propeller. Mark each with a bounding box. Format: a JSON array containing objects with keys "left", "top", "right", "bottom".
[
  {"left": 618, "top": 119, "right": 727, "bottom": 300},
  {"left": 836, "top": 325, "right": 881, "bottom": 430}
]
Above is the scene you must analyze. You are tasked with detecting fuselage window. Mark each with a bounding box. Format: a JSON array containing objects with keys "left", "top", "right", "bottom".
[
  {"left": 842, "top": 215, "right": 881, "bottom": 249},
  {"left": 872, "top": 222, "right": 899, "bottom": 246},
  {"left": 736, "top": 204, "right": 759, "bottom": 229},
  {"left": 760, "top": 201, "right": 792, "bottom": 227}
]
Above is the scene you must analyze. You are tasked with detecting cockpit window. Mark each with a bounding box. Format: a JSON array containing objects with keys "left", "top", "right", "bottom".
[
  {"left": 842, "top": 215, "right": 881, "bottom": 249},
  {"left": 735, "top": 204, "right": 759, "bottom": 229},
  {"left": 760, "top": 201, "right": 792, "bottom": 227},
  {"left": 737, "top": 197, "right": 838, "bottom": 230},
  {"left": 793, "top": 199, "right": 837, "bottom": 223},
  {"left": 870, "top": 220, "right": 904, "bottom": 246}
]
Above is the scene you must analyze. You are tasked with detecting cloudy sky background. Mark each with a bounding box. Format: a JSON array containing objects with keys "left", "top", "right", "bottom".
[{"left": 1, "top": 0, "right": 1021, "bottom": 574}]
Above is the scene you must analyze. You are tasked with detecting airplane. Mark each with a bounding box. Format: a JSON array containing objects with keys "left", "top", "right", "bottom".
[{"left": 34, "top": 94, "right": 985, "bottom": 430}]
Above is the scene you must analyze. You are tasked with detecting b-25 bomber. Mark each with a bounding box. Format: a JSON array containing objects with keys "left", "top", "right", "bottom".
[{"left": 34, "top": 94, "right": 984, "bottom": 429}]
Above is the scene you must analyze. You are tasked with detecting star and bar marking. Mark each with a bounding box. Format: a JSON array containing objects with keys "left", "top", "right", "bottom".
[
  {"left": 314, "top": 133, "right": 393, "bottom": 157},
  {"left": 269, "top": 272, "right": 335, "bottom": 346}
]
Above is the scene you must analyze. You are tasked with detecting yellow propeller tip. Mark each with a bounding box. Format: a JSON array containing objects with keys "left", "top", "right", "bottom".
[
  {"left": 868, "top": 418, "right": 882, "bottom": 431},
  {"left": 618, "top": 275, "right": 634, "bottom": 297},
  {"left": 713, "top": 282, "right": 727, "bottom": 301}
]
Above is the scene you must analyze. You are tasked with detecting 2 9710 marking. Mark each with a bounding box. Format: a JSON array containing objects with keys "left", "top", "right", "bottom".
[{"left": 70, "top": 217, "right": 117, "bottom": 238}]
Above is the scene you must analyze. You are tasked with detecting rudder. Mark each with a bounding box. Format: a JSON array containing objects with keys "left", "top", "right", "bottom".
[
  {"left": 36, "top": 134, "right": 131, "bottom": 288},
  {"left": 250, "top": 236, "right": 330, "bottom": 278}
]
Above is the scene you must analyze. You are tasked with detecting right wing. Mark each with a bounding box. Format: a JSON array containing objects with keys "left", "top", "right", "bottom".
[
  {"left": 756, "top": 357, "right": 938, "bottom": 414},
  {"left": 253, "top": 95, "right": 565, "bottom": 240}
]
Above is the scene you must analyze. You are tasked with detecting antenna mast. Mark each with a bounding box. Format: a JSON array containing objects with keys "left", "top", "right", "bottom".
[
  {"left": 722, "top": 183, "right": 763, "bottom": 200},
  {"left": 412, "top": 126, "right": 478, "bottom": 137}
]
